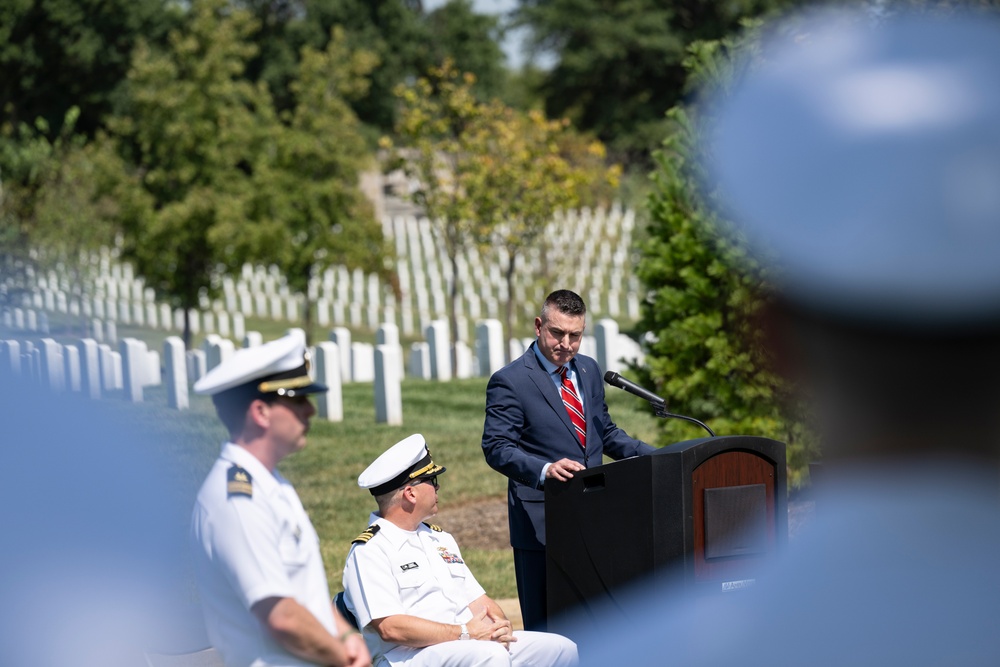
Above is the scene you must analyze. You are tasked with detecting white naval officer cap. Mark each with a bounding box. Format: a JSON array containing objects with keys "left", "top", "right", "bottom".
[
  {"left": 193, "top": 333, "right": 327, "bottom": 399},
  {"left": 705, "top": 8, "right": 1000, "bottom": 327},
  {"left": 358, "top": 434, "right": 447, "bottom": 496}
]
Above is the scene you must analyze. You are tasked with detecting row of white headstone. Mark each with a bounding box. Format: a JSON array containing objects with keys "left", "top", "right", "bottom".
[
  {"left": 8, "top": 207, "right": 642, "bottom": 345},
  {"left": 0, "top": 318, "right": 641, "bottom": 426}
]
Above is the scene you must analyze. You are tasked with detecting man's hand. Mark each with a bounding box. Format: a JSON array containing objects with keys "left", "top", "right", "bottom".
[
  {"left": 341, "top": 632, "right": 371, "bottom": 667},
  {"left": 466, "top": 606, "right": 511, "bottom": 645},
  {"left": 545, "top": 458, "right": 586, "bottom": 482}
]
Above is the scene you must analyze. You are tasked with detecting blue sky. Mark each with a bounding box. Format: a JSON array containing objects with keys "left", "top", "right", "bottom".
[{"left": 423, "top": 0, "right": 532, "bottom": 69}]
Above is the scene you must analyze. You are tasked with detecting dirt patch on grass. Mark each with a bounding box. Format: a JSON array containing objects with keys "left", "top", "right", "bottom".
[
  {"left": 435, "top": 496, "right": 815, "bottom": 551},
  {"left": 435, "top": 496, "right": 510, "bottom": 550}
]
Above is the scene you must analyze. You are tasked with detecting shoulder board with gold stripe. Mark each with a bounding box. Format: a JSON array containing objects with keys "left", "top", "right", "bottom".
[
  {"left": 351, "top": 524, "right": 381, "bottom": 545},
  {"left": 422, "top": 522, "right": 443, "bottom": 532}
]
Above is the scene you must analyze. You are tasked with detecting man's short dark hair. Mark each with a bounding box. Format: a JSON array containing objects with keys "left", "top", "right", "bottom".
[
  {"left": 542, "top": 290, "right": 586, "bottom": 318},
  {"left": 212, "top": 388, "right": 278, "bottom": 435}
]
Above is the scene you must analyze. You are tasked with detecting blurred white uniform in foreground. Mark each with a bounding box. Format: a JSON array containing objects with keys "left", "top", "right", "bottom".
[{"left": 579, "top": 8, "right": 1000, "bottom": 666}]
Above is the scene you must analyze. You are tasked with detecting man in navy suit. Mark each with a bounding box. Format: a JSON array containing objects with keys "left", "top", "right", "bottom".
[{"left": 481, "top": 289, "right": 655, "bottom": 631}]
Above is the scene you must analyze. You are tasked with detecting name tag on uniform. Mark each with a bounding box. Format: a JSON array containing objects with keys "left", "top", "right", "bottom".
[{"left": 400, "top": 562, "right": 419, "bottom": 572}]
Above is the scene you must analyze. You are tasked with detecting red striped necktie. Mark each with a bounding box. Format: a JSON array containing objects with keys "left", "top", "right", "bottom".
[{"left": 558, "top": 366, "right": 586, "bottom": 448}]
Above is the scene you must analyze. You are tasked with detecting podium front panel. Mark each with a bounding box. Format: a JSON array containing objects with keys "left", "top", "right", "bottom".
[{"left": 545, "top": 435, "right": 787, "bottom": 630}]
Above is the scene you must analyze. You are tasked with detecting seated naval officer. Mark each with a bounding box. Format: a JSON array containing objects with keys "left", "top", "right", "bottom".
[
  {"left": 342, "top": 434, "right": 579, "bottom": 667},
  {"left": 577, "top": 8, "right": 1000, "bottom": 667},
  {"left": 190, "top": 333, "right": 370, "bottom": 667}
]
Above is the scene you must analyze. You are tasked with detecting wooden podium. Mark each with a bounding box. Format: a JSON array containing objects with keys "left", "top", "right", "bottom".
[{"left": 545, "top": 435, "right": 787, "bottom": 634}]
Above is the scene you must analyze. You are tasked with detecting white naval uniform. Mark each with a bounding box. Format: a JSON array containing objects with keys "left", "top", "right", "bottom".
[
  {"left": 191, "top": 443, "right": 337, "bottom": 667},
  {"left": 343, "top": 513, "right": 578, "bottom": 667}
]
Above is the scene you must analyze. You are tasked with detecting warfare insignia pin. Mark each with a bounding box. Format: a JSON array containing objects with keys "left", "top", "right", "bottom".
[{"left": 227, "top": 466, "right": 253, "bottom": 498}]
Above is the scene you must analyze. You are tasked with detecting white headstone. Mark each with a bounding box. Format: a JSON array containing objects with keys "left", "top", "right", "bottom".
[
  {"left": 351, "top": 342, "right": 375, "bottom": 382},
  {"left": 217, "top": 311, "right": 230, "bottom": 337},
  {"left": 106, "top": 321, "right": 118, "bottom": 345},
  {"left": 233, "top": 313, "right": 246, "bottom": 341},
  {"left": 188, "top": 309, "right": 201, "bottom": 335},
  {"left": 132, "top": 301, "right": 145, "bottom": 326},
  {"left": 313, "top": 342, "right": 343, "bottom": 422},
  {"left": 317, "top": 298, "right": 330, "bottom": 327},
  {"left": 145, "top": 350, "right": 162, "bottom": 387},
  {"left": 39, "top": 338, "right": 65, "bottom": 393},
  {"left": 243, "top": 330, "right": 263, "bottom": 348},
  {"left": 1, "top": 340, "right": 20, "bottom": 379},
  {"left": 375, "top": 344, "right": 403, "bottom": 425},
  {"left": 91, "top": 319, "right": 104, "bottom": 343},
  {"left": 204, "top": 335, "right": 234, "bottom": 371},
  {"left": 164, "top": 336, "right": 188, "bottom": 410},
  {"left": 63, "top": 344, "right": 81, "bottom": 392},
  {"left": 186, "top": 349, "right": 207, "bottom": 384},
  {"left": 408, "top": 342, "right": 431, "bottom": 380},
  {"left": 595, "top": 319, "right": 621, "bottom": 374},
  {"left": 426, "top": 320, "right": 452, "bottom": 381},
  {"left": 330, "top": 327, "right": 352, "bottom": 382},
  {"left": 454, "top": 340, "right": 473, "bottom": 379},
  {"left": 508, "top": 337, "right": 526, "bottom": 361},
  {"left": 77, "top": 339, "right": 101, "bottom": 399},
  {"left": 120, "top": 338, "right": 147, "bottom": 402},
  {"left": 145, "top": 302, "right": 158, "bottom": 329},
  {"left": 476, "top": 319, "right": 505, "bottom": 377}
]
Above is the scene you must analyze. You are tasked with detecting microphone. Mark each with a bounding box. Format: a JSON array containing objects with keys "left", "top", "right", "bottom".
[
  {"left": 604, "top": 371, "right": 666, "bottom": 405},
  {"left": 604, "top": 371, "right": 716, "bottom": 437}
]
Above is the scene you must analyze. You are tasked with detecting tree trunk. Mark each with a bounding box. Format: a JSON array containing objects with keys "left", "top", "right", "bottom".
[
  {"left": 448, "top": 251, "right": 460, "bottom": 371},
  {"left": 303, "top": 294, "right": 314, "bottom": 346},
  {"left": 504, "top": 251, "right": 518, "bottom": 364}
]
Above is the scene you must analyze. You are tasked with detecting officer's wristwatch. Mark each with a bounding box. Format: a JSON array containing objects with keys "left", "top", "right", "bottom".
[{"left": 459, "top": 623, "right": 470, "bottom": 640}]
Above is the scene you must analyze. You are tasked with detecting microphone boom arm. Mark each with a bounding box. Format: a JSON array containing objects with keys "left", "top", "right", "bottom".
[{"left": 652, "top": 403, "right": 716, "bottom": 438}]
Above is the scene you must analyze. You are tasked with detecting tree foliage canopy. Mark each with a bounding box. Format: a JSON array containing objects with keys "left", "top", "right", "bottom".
[
  {"left": 637, "top": 27, "right": 815, "bottom": 484},
  {"left": 0, "top": 0, "right": 179, "bottom": 138},
  {"left": 515, "top": 0, "right": 795, "bottom": 166},
  {"left": 387, "top": 60, "right": 619, "bottom": 349}
]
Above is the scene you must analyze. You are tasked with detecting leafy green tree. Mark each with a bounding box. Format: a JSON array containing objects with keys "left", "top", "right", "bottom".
[
  {"left": 422, "top": 0, "right": 509, "bottom": 102},
  {"left": 384, "top": 61, "right": 486, "bottom": 355},
  {"left": 388, "top": 60, "right": 620, "bottom": 355},
  {"left": 636, "top": 28, "right": 816, "bottom": 485},
  {"left": 464, "top": 106, "right": 620, "bottom": 352},
  {"left": 109, "top": 0, "right": 272, "bottom": 348},
  {"left": 515, "top": 0, "right": 795, "bottom": 167},
  {"left": 0, "top": 109, "right": 134, "bottom": 308},
  {"left": 0, "top": 0, "right": 179, "bottom": 139},
  {"left": 275, "top": 0, "right": 429, "bottom": 136},
  {"left": 231, "top": 28, "right": 391, "bottom": 342}
]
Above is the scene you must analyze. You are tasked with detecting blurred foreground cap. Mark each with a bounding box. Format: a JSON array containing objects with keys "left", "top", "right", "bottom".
[
  {"left": 358, "top": 434, "right": 447, "bottom": 496},
  {"left": 193, "top": 332, "right": 326, "bottom": 398},
  {"left": 707, "top": 9, "right": 1000, "bottom": 325}
]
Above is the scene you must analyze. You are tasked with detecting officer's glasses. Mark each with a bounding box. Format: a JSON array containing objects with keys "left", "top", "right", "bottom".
[{"left": 412, "top": 476, "right": 439, "bottom": 490}]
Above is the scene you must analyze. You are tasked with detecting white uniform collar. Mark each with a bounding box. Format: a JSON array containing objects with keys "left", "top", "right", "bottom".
[{"left": 368, "top": 512, "right": 434, "bottom": 551}]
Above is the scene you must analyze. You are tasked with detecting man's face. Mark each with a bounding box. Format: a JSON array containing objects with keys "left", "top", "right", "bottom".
[
  {"left": 535, "top": 309, "right": 585, "bottom": 367},
  {"left": 410, "top": 476, "right": 440, "bottom": 521},
  {"left": 268, "top": 394, "right": 316, "bottom": 454}
]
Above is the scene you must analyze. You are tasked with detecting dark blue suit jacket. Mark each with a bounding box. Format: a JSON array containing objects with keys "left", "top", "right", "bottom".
[{"left": 481, "top": 342, "right": 655, "bottom": 551}]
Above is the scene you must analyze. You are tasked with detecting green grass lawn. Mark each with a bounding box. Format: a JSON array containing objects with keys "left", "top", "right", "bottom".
[{"left": 119, "top": 373, "right": 661, "bottom": 601}]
